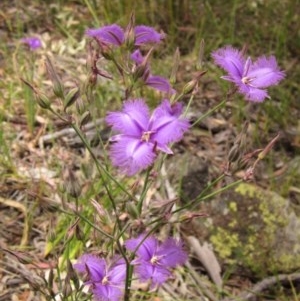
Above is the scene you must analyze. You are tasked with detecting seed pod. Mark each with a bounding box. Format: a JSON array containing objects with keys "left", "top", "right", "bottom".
[
  {"left": 64, "top": 87, "right": 80, "bottom": 111},
  {"left": 170, "top": 47, "right": 180, "bottom": 85},
  {"left": 35, "top": 90, "right": 51, "bottom": 109},
  {"left": 45, "top": 56, "right": 64, "bottom": 99},
  {"left": 80, "top": 111, "right": 92, "bottom": 127}
]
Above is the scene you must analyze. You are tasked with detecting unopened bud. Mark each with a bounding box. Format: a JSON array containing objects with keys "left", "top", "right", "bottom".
[
  {"left": 75, "top": 97, "right": 86, "bottom": 115},
  {"left": 64, "top": 87, "right": 80, "bottom": 111},
  {"left": 132, "top": 48, "right": 153, "bottom": 82},
  {"left": 35, "top": 90, "right": 51, "bottom": 109},
  {"left": 126, "top": 203, "right": 139, "bottom": 219},
  {"left": 228, "top": 143, "right": 241, "bottom": 163},
  {"left": 63, "top": 278, "right": 72, "bottom": 298},
  {"left": 170, "top": 47, "right": 180, "bottom": 85},
  {"left": 196, "top": 39, "right": 205, "bottom": 70},
  {"left": 67, "top": 259, "right": 80, "bottom": 290},
  {"left": 2, "top": 248, "right": 34, "bottom": 264},
  {"left": 182, "top": 78, "right": 198, "bottom": 95},
  {"left": 125, "top": 12, "right": 136, "bottom": 49},
  {"left": 45, "top": 56, "right": 64, "bottom": 98},
  {"left": 182, "top": 70, "right": 207, "bottom": 95},
  {"left": 75, "top": 224, "right": 84, "bottom": 241},
  {"left": 80, "top": 111, "right": 92, "bottom": 127},
  {"left": 91, "top": 199, "right": 106, "bottom": 218}
]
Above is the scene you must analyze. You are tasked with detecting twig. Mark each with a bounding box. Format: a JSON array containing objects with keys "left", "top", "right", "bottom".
[{"left": 222, "top": 272, "right": 300, "bottom": 301}]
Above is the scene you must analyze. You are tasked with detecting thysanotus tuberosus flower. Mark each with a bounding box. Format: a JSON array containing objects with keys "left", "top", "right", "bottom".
[
  {"left": 106, "top": 99, "right": 190, "bottom": 175},
  {"left": 74, "top": 254, "right": 126, "bottom": 301},
  {"left": 212, "top": 46, "right": 285, "bottom": 102},
  {"left": 21, "top": 37, "right": 42, "bottom": 50},
  {"left": 125, "top": 235, "right": 188, "bottom": 287}
]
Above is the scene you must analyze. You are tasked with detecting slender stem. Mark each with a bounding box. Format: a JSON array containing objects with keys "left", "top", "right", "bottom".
[
  {"left": 137, "top": 167, "right": 152, "bottom": 214},
  {"left": 184, "top": 94, "right": 195, "bottom": 116},
  {"left": 192, "top": 98, "right": 226, "bottom": 127},
  {"left": 75, "top": 212, "right": 113, "bottom": 239},
  {"left": 198, "top": 179, "right": 242, "bottom": 201}
]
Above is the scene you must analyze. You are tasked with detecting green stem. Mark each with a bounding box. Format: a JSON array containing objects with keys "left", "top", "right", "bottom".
[
  {"left": 196, "top": 178, "right": 242, "bottom": 202},
  {"left": 192, "top": 98, "right": 226, "bottom": 127},
  {"left": 137, "top": 167, "right": 152, "bottom": 214},
  {"left": 184, "top": 94, "right": 195, "bottom": 116}
]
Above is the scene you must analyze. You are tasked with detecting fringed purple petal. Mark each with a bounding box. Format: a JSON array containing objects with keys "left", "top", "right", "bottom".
[
  {"left": 158, "top": 238, "right": 188, "bottom": 268},
  {"left": 134, "top": 25, "right": 165, "bottom": 46},
  {"left": 247, "top": 55, "right": 285, "bottom": 88},
  {"left": 93, "top": 283, "right": 123, "bottom": 301},
  {"left": 212, "top": 46, "right": 245, "bottom": 79},
  {"left": 73, "top": 254, "right": 106, "bottom": 282},
  {"left": 106, "top": 99, "right": 149, "bottom": 136},
  {"left": 86, "top": 24, "right": 125, "bottom": 46},
  {"left": 130, "top": 49, "right": 144, "bottom": 65},
  {"left": 145, "top": 75, "right": 176, "bottom": 94},
  {"left": 135, "top": 262, "right": 171, "bottom": 287},
  {"left": 109, "top": 138, "right": 156, "bottom": 176},
  {"left": 238, "top": 84, "right": 269, "bottom": 102},
  {"left": 107, "top": 259, "right": 127, "bottom": 284},
  {"left": 150, "top": 100, "right": 190, "bottom": 145},
  {"left": 125, "top": 235, "right": 158, "bottom": 261}
]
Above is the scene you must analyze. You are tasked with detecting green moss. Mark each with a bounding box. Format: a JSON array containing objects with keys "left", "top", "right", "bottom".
[
  {"left": 208, "top": 183, "right": 300, "bottom": 275},
  {"left": 210, "top": 227, "right": 240, "bottom": 259}
]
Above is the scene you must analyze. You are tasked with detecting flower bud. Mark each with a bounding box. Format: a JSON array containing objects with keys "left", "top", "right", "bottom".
[
  {"left": 170, "top": 47, "right": 180, "bottom": 85},
  {"left": 45, "top": 56, "right": 64, "bottom": 98},
  {"left": 64, "top": 87, "right": 80, "bottom": 111},
  {"left": 196, "top": 39, "right": 205, "bottom": 70},
  {"left": 182, "top": 70, "right": 207, "bottom": 95},
  {"left": 80, "top": 111, "right": 92, "bottom": 127},
  {"left": 75, "top": 97, "right": 86, "bottom": 115},
  {"left": 35, "top": 90, "right": 51, "bottom": 109},
  {"left": 126, "top": 203, "right": 139, "bottom": 219},
  {"left": 125, "top": 12, "right": 136, "bottom": 49}
]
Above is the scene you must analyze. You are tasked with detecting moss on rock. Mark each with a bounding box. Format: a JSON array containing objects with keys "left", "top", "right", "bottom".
[{"left": 203, "top": 183, "right": 300, "bottom": 276}]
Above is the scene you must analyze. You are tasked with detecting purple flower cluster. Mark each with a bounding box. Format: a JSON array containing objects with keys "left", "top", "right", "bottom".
[
  {"left": 74, "top": 235, "right": 187, "bottom": 300},
  {"left": 21, "top": 37, "right": 42, "bottom": 50},
  {"left": 86, "top": 24, "right": 164, "bottom": 46},
  {"left": 212, "top": 46, "right": 285, "bottom": 102},
  {"left": 106, "top": 99, "right": 190, "bottom": 176}
]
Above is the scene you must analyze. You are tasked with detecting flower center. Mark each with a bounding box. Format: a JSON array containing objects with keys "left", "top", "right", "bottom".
[
  {"left": 241, "top": 76, "right": 252, "bottom": 84},
  {"left": 102, "top": 276, "right": 109, "bottom": 285},
  {"left": 150, "top": 255, "right": 159, "bottom": 265},
  {"left": 141, "top": 131, "right": 154, "bottom": 142},
  {"left": 241, "top": 76, "right": 257, "bottom": 87}
]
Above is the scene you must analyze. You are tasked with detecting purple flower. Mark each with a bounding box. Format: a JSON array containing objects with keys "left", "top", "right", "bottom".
[
  {"left": 134, "top": 25, "right": 165, "bottom": 46},
  {"left": 21, "top": 37, "right": 42, "bottom": 50},
  {"left": 74, "top": 254, "right": 126, "bottom": 301},
  {"left": 86, "top": 24, "right": 164, "bottom": 47},
  {"left": 125, "top": 235, "right": 187, "bottom": 287},
  {"left": 212, "top": 46, "right": 285, "bottom": 102},
  {"left": 86, "top": 24, "right": 125, "bottom": 46},
  {"left": 130, "top": 49, "right": 175, "bottom": 94},
  {"left": 106, "top": 99, "right": 189, "bottom": 175}
]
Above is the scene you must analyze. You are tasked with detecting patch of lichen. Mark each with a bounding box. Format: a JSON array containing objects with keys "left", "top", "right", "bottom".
[{"left": 208, "top": 183, "right": 300, "bottom": 276}]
